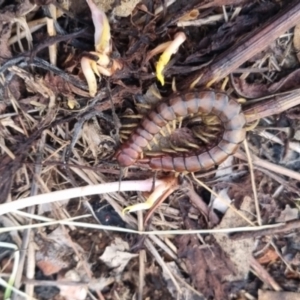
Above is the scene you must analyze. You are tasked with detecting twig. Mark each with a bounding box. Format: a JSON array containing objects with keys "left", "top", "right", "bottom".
[
  {"left": 13, "top": 133, "right": 46, "bottom": 300},
  {"left": 250, "top": 256, "right": 282, "bottom": 291},
  {"left": 243, "top": 89, "right": 300, "bottom": 123},
  {"left": 0, "top": 216, "right": 284, "bottom": 236},
  {"left": 177, "top": 14, "right": 226, "bottom": 27},
  {"left": 230, "top": 219, "right": 300, "bottom": 240},
  {"left": 182, "top": 0, "right": 300, "bottom": 89},
  {"left": 243, "top": 140, "right": 261, "bottom": 226},
  {"left": 137, "top": 211, "right": 145, "bottom": 300},
  {"left": 234, "top": 150, "right": 300, "bottom": 182},
  {"left": 46, "top": 4, "right": 57, "bottom": 66},
  {"left": 145, "top": 239, "right": 182, "bottom": 293}
]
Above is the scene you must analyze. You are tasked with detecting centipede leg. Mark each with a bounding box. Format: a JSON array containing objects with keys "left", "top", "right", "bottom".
[
  {"left": 177, "top": 116, "right": 183, "bottom": 128},
  {"left": 152, "top": 136, "right": 158, "bottom": 145},
  {"left": 159, "top": 128, "right": 166, "bottom": 136},
  {"left": 172, "top": 119, "right": 176, "bottom": 130},
  {"left": 166, "top": 123, "right": 172, "bottom": 134}
]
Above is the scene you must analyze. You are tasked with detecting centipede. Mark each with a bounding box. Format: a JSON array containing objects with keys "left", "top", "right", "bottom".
[{"left": 115, "top": 90, "right": 246, "bottom": 173}]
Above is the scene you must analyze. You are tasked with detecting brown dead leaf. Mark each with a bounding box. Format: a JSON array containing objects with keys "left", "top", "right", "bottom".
[
  {"left": 214, "top": 196, "right": 255, "bottom": 281},
  {"left": 231, "top": 76, "right": 268, "bottom": 99},
  {"left": 256, "top": 248, "right": 279, "bottom": 265},
  {"left": 176, "top": 234, "right": 233, "bottom": 300},
  {"left": 162, "top": 262, "right": 203, "bottom": 300},
  {"left": 35, "top": 227, "right": 84, "bottom": 276},
  {"left": 232, "top": 68, "right": 300, "bottom": 98}
]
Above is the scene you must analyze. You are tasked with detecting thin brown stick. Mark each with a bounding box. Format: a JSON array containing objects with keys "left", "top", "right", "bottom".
[
  {"left": 181, "top": 1, "right": 300, "bottom": 89},
  {"left": 242, "top": 90, "right": 300, "bottom": 123},
  {"left": 234, "top": 150, "right": 300, "bottom": 182},
  {"left": 250, "top": 257, "right": 282, "bottom": 291}
]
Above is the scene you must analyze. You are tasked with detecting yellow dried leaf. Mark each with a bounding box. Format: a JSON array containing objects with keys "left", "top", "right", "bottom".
[
  {"left": 67, "top": 98, "right": 78, "bottom": 109},
  {"left": 178, "top": 9, "right": 199, "bottom": 22}
]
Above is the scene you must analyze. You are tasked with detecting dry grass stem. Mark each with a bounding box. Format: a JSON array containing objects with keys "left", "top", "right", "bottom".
[
  {"left": 177, "top": 14, "right": 228, "bottom": 27},
  {"left": 46, "top": 4, "right": 57, "bottom": 66},
  {"left": 235, "top": 151, "right": 300, "bottom": 182},
  {"left": 243, "top": 139, "right": 261, "bottom": 226},
  {"left": 0, "top": 179, "right": 163, "bottom": 216}
]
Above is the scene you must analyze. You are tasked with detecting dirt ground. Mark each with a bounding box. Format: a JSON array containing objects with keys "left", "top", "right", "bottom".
[{"left": 1, "top": 0, "right": 300, "bottom": 299}]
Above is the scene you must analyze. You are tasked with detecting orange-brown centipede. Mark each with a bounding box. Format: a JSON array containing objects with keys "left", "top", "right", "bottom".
[{"left": 115, "top": 90, "right": 246, "bottom": 172}]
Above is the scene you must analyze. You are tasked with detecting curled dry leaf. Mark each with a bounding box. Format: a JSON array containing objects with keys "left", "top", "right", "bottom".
[
  {"left": 156, "top": 32, "right": 187, "bottom": 85},
  {"left": 99, "top": 237, "right": 138, "bottom": 275},
  {"left": 210, "top": 188, "right": 232, "bottom": 214}
]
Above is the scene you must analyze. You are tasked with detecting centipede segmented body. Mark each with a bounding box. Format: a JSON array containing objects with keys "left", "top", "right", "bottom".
[{"left": 115, "top": 90, "right": 246, "bottom": 173}]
